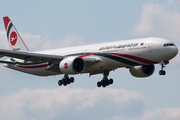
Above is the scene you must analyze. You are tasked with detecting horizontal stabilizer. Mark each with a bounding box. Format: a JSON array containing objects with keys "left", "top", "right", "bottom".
[{"left": 0, "top": 60, "right": 16, "bottom": 64}]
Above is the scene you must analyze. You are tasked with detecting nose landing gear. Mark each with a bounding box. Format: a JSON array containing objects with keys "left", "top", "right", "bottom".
[{"left": 159, "top": 61, "right": 169, "bottom": 76}]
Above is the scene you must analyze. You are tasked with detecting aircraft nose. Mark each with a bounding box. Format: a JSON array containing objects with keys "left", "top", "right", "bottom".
[
  {"left": 172, "top": 46, "right": 178, "bottom": 57},
  {"left": 163, "top": 44, "right": 178, "bottom": 60}
]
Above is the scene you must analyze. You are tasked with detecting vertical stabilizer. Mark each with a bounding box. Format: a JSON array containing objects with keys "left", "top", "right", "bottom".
[{"left": 3, "top": 16, "right": 29, "bottom": 52}]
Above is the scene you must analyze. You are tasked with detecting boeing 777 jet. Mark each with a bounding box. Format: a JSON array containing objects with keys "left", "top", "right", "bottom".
[{"left": 0, "top": 16, "right": 178, "bottom": 87}]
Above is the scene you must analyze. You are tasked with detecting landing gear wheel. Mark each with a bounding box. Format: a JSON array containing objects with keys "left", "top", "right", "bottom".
[
  {"left": 109, "top": 78, "right": 113, "bottom": 84},
  {"left": 159, "top": 70, "right": 166, "bottom": 75},
  {"left": 70, "top": 77, "right": 74, "bottom": 83},
  {"left": 101, "top": 80, "right": 104, "bottom": 85},
  {"left": 163, "top": 71, "right": 166, "bottom": 75},
  {"left": 62, "top": 79, "right": 65, "bottom": 84},
  {"left": 66, "top": 78, "right": 70, "bottom": 84},
  {"left": 63, "top": 79, "right": 67, "bottom": 86},
  {"left": 63, "top": 82, "right": 67, "bottom": 86},
  {"left": 102, "top": 85, "right": 106, "bottom": 88},
  {"left": 163, "top": 70, "right": 166, "bottom": 75},
  {"left": 105, "top": 79, "right": 109, "bottom": 86},
  {"left": 97, "top": 82, "right": 101, "bottom": 87},
  {"left": 58, "top": 80, "right": 62, "bottom": 86},
  {"left": 102, "top": 82, "right": 106, "bottom": 88}
]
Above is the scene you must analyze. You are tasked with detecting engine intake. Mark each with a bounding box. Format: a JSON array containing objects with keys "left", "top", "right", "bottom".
[
  {"left": 129, "top": 65, "right": 155, "bottom": 77},
  {"left": 59, "top": 56, "right": 85, "bottom": 74}
]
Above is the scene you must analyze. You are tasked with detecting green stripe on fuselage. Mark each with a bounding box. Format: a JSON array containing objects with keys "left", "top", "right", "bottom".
[
  {"left": 10, "top": 52, "right": 140, "bottom": 67},
  {"left": 95, "top": 53, "right": 140, "bottom": 66},
  {"left": 65, "top": 52, "right": 140, "bottom": 66}
]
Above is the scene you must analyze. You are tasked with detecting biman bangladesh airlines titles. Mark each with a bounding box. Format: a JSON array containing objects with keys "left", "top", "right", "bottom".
[{"left": 0, "top": 16, "right": 178, "bottom": 87}]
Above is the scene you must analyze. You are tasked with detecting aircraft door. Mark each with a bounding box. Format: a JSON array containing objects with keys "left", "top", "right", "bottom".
[
  {"left": 147, "top": 42, "right": 153, "bottom": 53},
  {"left": 119, "top": 48, "right": 124, "bottom": 54}
]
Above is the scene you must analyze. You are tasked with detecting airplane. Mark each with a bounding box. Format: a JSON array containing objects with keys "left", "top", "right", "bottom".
[{"left": 0, "top": 16, "right": 178, "bottom": 87}]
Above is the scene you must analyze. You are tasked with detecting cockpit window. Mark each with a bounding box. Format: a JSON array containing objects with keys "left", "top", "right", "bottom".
[{"left": 163, "top": 43, "right": 175, "bottom": 47}]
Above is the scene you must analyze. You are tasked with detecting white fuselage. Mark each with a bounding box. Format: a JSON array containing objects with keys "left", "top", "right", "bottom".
[{"left": 4, "top": 37, "right": 178, "bottom": 76}]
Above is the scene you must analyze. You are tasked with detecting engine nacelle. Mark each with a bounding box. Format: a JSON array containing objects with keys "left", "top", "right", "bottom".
[
  {"left": 59, "top": 56, "right": 85, "bottom": 74},
  {"left": 129, "top": 65, "right": 155, "bottom": 77}
]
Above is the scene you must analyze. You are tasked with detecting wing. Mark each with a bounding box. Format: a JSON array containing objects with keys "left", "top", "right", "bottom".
[
  {"left": 0, "top": 49, "right": 101, "bottom": 73},
  {"left": 0, "top": 49, "right": 63, "bottom": 63},
  {"left": 0, "top": 49, "right": 99, "bottom": 64}
]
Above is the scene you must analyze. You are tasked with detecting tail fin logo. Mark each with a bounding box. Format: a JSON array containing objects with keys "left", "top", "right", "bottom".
[{"left": 10, "top": 31, "right": 17, "bottom": 46}]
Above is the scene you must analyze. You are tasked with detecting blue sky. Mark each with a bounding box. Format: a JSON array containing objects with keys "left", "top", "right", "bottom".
[{"left": 0, "top": 0, "right": 180, "bottom": 120}]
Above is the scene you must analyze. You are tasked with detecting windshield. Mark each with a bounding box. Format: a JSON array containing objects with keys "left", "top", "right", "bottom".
[{"left": 163, "top": 43, "right": 175, "bottom": 47}]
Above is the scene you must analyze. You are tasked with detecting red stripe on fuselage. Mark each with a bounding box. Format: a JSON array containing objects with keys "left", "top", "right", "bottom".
[
  {"left": 103, "top": 53, "right": 158, "bottom": 64},
  {"left": 79, "top": 53, "right": 97, "bottom": 58},
  {"left": 78, "top": 52, "right": 157, "bottom": 64},
  {"left": 16, "top": 64, "right": 47, "bottom": 69}
]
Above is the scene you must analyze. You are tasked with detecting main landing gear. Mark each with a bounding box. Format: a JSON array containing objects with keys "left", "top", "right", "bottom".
[
  {"left": 159, "top": 61, "right": 169, "bottom": 76},
  {"left": 58, "top": 71, "right": 114, "bottom": 87},
  {"left": 58, "top": 75, "right": 74, "bottom": 86},
  {"left": 97, "top": 71, "right": 113, "bottom": 88}
]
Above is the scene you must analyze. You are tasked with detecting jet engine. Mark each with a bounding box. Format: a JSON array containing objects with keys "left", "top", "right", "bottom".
[
  {"left": 59, "top": 56, "right": 85, "bottom": 74},
  {"left": 129, "top": 65, "right": 155, "bottom": 77}
]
